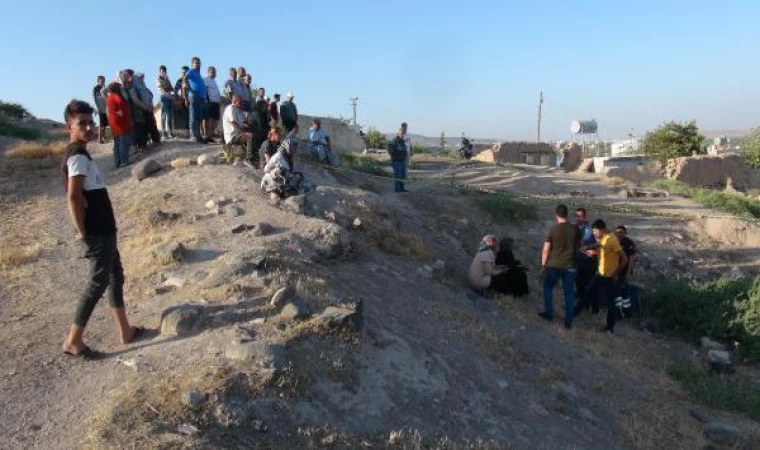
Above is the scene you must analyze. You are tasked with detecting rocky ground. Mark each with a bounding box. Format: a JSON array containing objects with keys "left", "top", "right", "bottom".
[{"left": 0, "top": 139, "right": 758, "bottom": 449}]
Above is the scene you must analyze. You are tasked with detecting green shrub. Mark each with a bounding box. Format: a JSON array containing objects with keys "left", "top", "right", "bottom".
[
  {"left": 0, "top": 100, "right": 28, "bottom": 119},
  {"left": 650, "top": 179, "right": 760, "bottom": 220},
  {"left": 668, "top": 359, "right": 760, "bottom": 421},
  {"left": 475, "top": 191, "right": 537, "bottom": 222},
  {"left": 645, "top": 276, "right": 760, "bottom": 361},
  {"left": 0, "top": 114, "right": 44, "bottom": 140}
]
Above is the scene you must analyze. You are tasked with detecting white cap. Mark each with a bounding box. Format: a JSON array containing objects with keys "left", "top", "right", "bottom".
[{"left": 286, "top": 92, "right": 294, "bottom": 99}]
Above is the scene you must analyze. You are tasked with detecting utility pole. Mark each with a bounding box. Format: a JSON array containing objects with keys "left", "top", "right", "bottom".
[
  {"left": 349, "top": 97, "right": 359, "bottom": 126},
  {"left": 537, "top": 90, "right": 544, "bottom": 142}
]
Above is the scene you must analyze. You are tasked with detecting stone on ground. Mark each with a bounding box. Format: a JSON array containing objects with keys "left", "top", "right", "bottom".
[
  {"left": 182, "top": 390, "right": 206, "bottom": 410},
  {"left": 700, "top": 337, "right": 727, "bottom": 352},
  {"left": 280, "top": 299, "right": 310, "bottom": 320},
  {"left": 197, "top": 154, "right": 218, "bottom": 166},
  {"left": 155, "top": 242, "right": 188, "bottom": 263},
  {"left": 707, "top": 349, "right": 733, "bottom": 371},
  {"left": 252, "top": 222, "right": 274, "bottom": 237},
  {"left": 318, "top": 303, "right": 363, "bottom": 330},
  {"left": 160, "top": 304, "right": 204, "bottom": 337},
  {"left": 225, "top": 342, "right": 285, "bottom": 369},
  {"left": 148, "top": 209, "right": 180, "bottom": 227},
  {"left": 270, "top": 287, "right": 289, "bottom": 307},
  {"left": 132, "top": 158, "right": 162, "bottom": 181},
  {"left": 704, "top": 422, "right": 741, "bottom": 446},
  {"left": 170, "top": 158, "right": 192, "bottom": 169}
]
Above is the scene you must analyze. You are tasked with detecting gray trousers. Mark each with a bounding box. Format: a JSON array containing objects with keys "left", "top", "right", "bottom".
[{"left": 74, "top": 236, "right": 125, "bottom": 327}]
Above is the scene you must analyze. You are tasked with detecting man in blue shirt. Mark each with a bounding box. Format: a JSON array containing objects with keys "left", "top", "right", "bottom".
[{"left": 184, "top": 56, "right": 208, "bottom": 143}]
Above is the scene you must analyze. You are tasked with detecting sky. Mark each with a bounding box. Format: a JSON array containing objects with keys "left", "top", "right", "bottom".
[{"left": 0, "top": 0, "right": 758, "bottom": 141}]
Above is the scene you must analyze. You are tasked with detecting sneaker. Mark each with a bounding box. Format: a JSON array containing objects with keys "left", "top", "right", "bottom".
[{"left": 538, "top": 312, "right": 553, "bottom": 321}]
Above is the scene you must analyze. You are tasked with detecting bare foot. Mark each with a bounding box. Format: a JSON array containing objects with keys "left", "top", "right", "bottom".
[
  {"left": 121, "top": 326, "right": 145, "bottom": 344},
  {"left": 62, "top": 342, "right": 85, "bottom": 354}
]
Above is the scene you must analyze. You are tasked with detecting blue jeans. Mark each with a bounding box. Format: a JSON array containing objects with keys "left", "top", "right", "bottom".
[
  {"left": 113, "top": 135, "right": 131, "bottom": 167},
  {"left": 391, "top": 159, "right": 407, "bottom": 192},
  {"left": 160, "top": 97, "right": 174, "bottom": 135},
  {"left": 189, "top": 97, "right": 206, "bottom": 140},
  {"left": 543, "top": 267, "right": 576, "bottom": 323},
  {"left": 309, "top": 143, "right": 340, "bottom": 167}
]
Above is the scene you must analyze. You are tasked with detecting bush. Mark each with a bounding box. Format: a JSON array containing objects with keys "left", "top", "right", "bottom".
[
  {"left": 744, "top": 127, "right": 760, "bottom": 169},
  {"left": 364, "top": 127, "right": 386, "bottom": 150},
  {"left": 0, "top": 100, "right": 28, "bottom": 119},
  {"left": 650, "top": 179, "right": 760, "bottom": 219},
  {"left": 645, "top": 276, "right": 760, "bottom": 361},
  {"left": 0, "top": 115, "right": 44, "bottom": 140},
  {"left": 641, "top": 120, "right": 705, "bottom": 165},
  {"left": 475, "top": 191, "right": 537, "bottom": 222},
  {"left": 668, "top": 359, "right": 760, "bottom": 421}
]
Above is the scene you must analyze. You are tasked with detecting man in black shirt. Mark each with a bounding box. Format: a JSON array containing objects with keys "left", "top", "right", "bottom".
[
  {"left": 61, "top": 100, "right": 143, "bottom": 360},
  {"left": 614, "top": 225, "right": 637, "bottom": 300}
]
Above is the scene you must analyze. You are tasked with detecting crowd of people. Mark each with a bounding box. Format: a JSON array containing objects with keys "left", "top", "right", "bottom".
[{"left": 469, "top": 205, "right": 637, "bottom": 334}]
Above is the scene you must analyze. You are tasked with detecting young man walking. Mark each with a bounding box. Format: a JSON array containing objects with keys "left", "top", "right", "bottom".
[
  {"left": 539, "top": 204, "right": 581, "bottom": 329},
  {"left": 574, "top": 219, "right": 628, "bottom": 334},
  {"left": 60, "top": 100, "right": 143, "bottom": 359},
  {"left": 204, "top": 66, "right": 221, "bottom": 142},
  {"left": 92, "top": 75, "right": 108, "bottom": 144}
]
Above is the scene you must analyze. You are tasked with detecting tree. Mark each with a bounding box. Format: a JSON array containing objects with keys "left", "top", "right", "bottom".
[
  {"left": 364, "top": 127, "right": 387, "bottom": 150},
  {"left": 744, "top": 127, "right": 760, "bottom": 169},
  {"left": 641, "top": 120, "right": 705, "bottom": 165}
]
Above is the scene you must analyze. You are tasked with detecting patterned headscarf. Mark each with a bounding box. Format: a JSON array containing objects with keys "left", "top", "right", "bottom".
[{"left": 478, "top": 235, "right": 498, "bottom": 253}]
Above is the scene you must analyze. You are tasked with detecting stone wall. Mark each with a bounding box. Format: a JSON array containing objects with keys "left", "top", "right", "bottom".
[
  {"left": 473, "top": 141, "right": 555, "bottom": 165},
  {"left": 296, "top": 115, "right": 365, "bottom": 153},
  {"left": 664, "top": 154, "right": 754, "bottom": 191},
  {"left": 560, "top": 144, "right": 583, "bottom": 172}
]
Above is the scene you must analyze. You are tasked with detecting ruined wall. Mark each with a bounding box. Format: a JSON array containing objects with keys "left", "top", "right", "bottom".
[
  {"left": 560, "top": 144, "right": 583, "bottom": 172},
  {"left": 296, "top": 115, "right": 366, "bottom": 153},
  {"left": 664, "top": 154, "right": 753, "bottom": 191},
  {"left": 473, "top": 141, "right": 555, "bottom": 165}
]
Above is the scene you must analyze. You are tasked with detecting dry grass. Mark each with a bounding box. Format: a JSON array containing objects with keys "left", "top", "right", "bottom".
[
  {"left": 5, "top": 140, "right": 67, "bottom": 169},
  {"left": 344, "top": 201, "right": 433, "bottom": 259},
  {"left": 120, "top": 227, "right": 203, "bottom": 278},
  {"left": 0, "top": 242, "right": 43, "bottom": 268},
  {"left": 619, "top": 407, "right": 702, "bottom": 450},
  {"left": 604, "top": 176, "right": 627, "bottom": 186}
]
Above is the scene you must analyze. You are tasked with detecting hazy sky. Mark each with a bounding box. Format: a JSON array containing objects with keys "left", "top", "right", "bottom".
[{"left": 0, "top": 0, "right": 758, "bottom": 140}]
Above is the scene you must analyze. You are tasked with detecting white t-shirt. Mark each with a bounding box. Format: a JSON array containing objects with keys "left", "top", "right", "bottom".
[
  {"left": 204, "top": 77, "right": 221, "bottom": 103},
  {"left": 223, "top": 104, "right": 247, "bottom": 143},
  {"left": 67, "top": 154, "right": 106, "bottom": 191}
]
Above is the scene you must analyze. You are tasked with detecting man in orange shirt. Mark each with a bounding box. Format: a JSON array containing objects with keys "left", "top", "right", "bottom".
[{"left": 574, "top": 219, "right": 628, "bottom": 334}]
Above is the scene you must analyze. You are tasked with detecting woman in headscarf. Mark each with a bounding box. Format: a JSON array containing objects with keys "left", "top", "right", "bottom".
[
  {"left": 134, "top": 72, "right": 161, "bottom": 145},
  {"left": 260, "top": 138, "right": 303, "bottom": 198},
  {"left": 468, "top": 235, "right": 506, "bottom": 292},
  {"left": 118, "top": 70, "right": 148, "bottom": 150},
  {"left": 491, "top": 237, "right": 530, "bottom": 297}
]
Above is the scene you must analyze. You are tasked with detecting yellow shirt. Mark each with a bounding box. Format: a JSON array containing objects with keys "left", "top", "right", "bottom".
[{"left": 598, "top": 233, "right": 623, "bottom": 277}]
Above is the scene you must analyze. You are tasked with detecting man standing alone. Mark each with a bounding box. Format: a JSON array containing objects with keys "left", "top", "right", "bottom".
[
  {"left": 388, "top": 125, "right": 410, "bottom": 192},
  {"left": 60, "top": 100, "right": 143, "bottom": 359},
  {"left": 539, "top": 204, "right": 580, "bottom": 329}
]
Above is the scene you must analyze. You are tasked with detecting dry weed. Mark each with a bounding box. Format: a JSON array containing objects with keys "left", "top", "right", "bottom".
[
  {"left": 604, "top": 176, "right": 627, "bottom": 186},
  {"left": 6, "top": 141, "right": 67, "bottom": 169},
  {"left": 0, "top": 242, "right": 43, "bottom": 268},
  {"left": 619, "top": 407, "right": 702, "bottom": 450},
  {"left": 121, "top": 227, "right": 203, "bottom": 278}
]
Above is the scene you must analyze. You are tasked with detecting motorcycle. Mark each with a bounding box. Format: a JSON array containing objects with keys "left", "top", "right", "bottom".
[{"left": 459, "top": 136, "right": 474, "bottom": 160}]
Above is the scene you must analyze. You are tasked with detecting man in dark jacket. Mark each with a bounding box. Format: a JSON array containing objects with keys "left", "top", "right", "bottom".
[
  {"left": 387, "top": 124, "right": 410, "bottom": 192},
  {"left": 280, "top": 92, "right": 298, "bottom": 134}
]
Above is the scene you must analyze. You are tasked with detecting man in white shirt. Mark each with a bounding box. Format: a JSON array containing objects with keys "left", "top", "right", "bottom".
[
  {"left": 223, "top": 95, "right": 257, "bottom": 167},
  {"left": 203, "top": 66, "right": 222, "bottom": 143}
]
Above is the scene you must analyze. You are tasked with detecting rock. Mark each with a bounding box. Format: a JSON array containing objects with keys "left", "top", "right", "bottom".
[
  {"left": 432, "top": 260, "right": 446, "bottom": 271},
  {"left": 163, "top": 276, "right": 186, "bottom": 288},
  {"left": 639, "top": 318, "right": 660, "bottom": 334},
  {"left": 156, "top": 242, "right": 188, "bottom": 263},
  {"left": 270, "top": 287, "right": 289, "bottom": 307},
  {"left": 283, "top": 195, "right": 306, "bottom": 213},
  {"left": 229, "top": 206, "right": 244, "bottom": 217},
  {"left": 252, "top": 419, "right": 268, "bottom": 432},
  {"left": 700, "top": 337, "right": 727, "bottom": 352},
  {"left": 318, "top": 301, "right": 364, "bottom": 330},
  {"left": 704, "top": 422, "right": 741, "bottom": 446},
  {"left": 182, "top": 390, "right": 205, "bottom": 410},
  {"left": 251, "top": 222, "right": 274, "bottom": 237},
  {"left": 197, "top": 154, "right": 217, "bottom": 166},
  {"left": 132, "top": 158, "right": 162, "bottom": 181},
  {"left": 177, "top": 424, "right": 200, "bottom": 436},
  {"left": 231, "top": 223, "right": 249, "bottom": 234},
  {"left": 689, "top": 408, "right": 710, "bottom": 423},
  {"left": 728, "top": 266, "right": 745, "bottom": 279},
  {"left": 148, "top": 209, "right": 180, "bottom": 227},
  {"left": 618, "top": 189, "right": 632, "bottom": 199},
  {"left": 225, "top": 342, "right": 285, "bottom": 369},
  {"left": 498, "top": 381, "right": 509, "bottom": 390},
  {"left": 251, "top": 318, "right": 266, "bottom": 325},
  {"left": 204, "top": 253, "right": 267, "bottom": 288},
  {"left": 170, "top": 158, "right": 192, "bottom": 169},
  {"left": 280, "top": 299, "right": 310, "bottom": 320},
  {"left": 160, "top": 304, "right": 203, "bottom": 337},
  {"left": 707, "top": 349, "right": 733, "bottom": 372},
  {"left": 205, "top": 200, "right": 218, "bottom": 209},
  {"left": 214, "top": 403, "right": 247, "bottom": 427},
  {"left": 352, "top": 218, "right": 362, "bottom": 229},
  {"left": 578, "top": 407, "right": 597, "bottom": 424},
  {"left": 217, "top": 196, "right": 231, "bottom": 206},
  {"left": 417, "top": 265, "right": 434, "bottom": 279}
]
